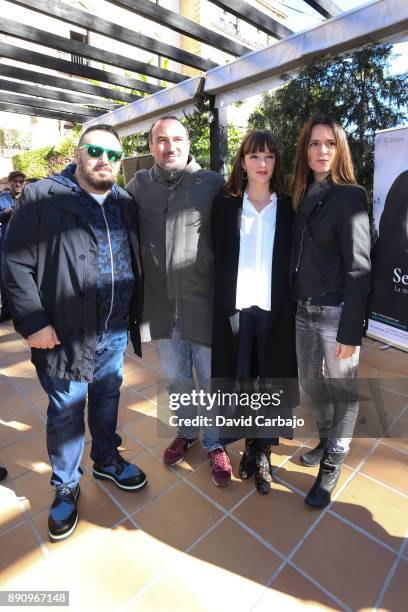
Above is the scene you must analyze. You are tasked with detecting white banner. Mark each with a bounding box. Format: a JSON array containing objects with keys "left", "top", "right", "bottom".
[{"left": 367, "top": 126, "right": 408, "bottom": 351}]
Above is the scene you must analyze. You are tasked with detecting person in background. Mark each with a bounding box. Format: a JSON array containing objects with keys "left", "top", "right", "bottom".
[
  {"left": 211, "top": 129, "right": 298, "bottom": 495},
  {"left": 291, "top": 115, "right": 370, "bottom": 509},
  {"left": 0, "top": 170, "right": 26, "bottom": 321}
]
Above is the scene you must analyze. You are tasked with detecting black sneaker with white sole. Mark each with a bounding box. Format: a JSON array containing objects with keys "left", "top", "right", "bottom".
[
  {"left": 48, "top": 484, "right": 80, "bottom": 541},
  {"left": 93, "top": 452, "right": 147, "bottom": 491}
]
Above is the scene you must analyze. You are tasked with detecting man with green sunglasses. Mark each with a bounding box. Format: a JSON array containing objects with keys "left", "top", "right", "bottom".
[
  {"left": 78, "top": 143, "right": 125, "bottom": 164},
  {"left": 3, "top": 124, "right": 147, "bottom": 541}
]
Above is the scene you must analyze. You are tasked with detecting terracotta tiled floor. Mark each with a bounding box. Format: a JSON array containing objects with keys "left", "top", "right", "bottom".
[{"left": 0, "top": 320, "right": 407, "bottom": 611}]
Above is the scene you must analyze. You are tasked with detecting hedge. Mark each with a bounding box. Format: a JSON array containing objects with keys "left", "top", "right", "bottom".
[{"left": 12, "top": 136, "right": 78, "bottom": 179}]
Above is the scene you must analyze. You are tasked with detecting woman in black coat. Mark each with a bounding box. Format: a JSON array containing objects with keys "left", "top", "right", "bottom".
[{"left": 211, "top": 129, "right": 298, "bottom": 495}]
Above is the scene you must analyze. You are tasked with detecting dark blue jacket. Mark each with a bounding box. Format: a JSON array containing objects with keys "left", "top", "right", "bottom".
[
  {"left": 2, "top": 166, "right": 142, "bottom": 382},
  {"left": 0, "top": 190, "right": 17, "bottom": 246}
]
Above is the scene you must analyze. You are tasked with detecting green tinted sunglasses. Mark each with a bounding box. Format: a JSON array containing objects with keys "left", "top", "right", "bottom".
[{"left": 79, "top": 144, "right": 124, "bottom": 163}]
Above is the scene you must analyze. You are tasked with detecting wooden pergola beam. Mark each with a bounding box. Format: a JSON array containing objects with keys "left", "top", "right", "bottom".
[
  {"left": 302, "top": 0, "right": 342, "bottom": 19},
  {"left": 12, "top": 0, "right": 218, "bottom": 71},
  {"left": 0, "top": 77, "right": 118, "bottom": 110},
  {"left": 0, "top": 41, "right": 162, "bottom": 94},
  {"left": 0, "top": 90, "right": 102, "bottom": 117},
  {"left": 106, "top": 0, "right": 251, "bottom": 56},
  {"left": 209, "top": 0, "right": 293, "bottom": 39},
  {"left": 0, "top": 64, "right": 139, "bottom": 106},
  {"left": 0, "top": 17, "right": 187, "bottom": 84},
  {"left": 0, "top": 100, "right": 88, "bottom": 123}
]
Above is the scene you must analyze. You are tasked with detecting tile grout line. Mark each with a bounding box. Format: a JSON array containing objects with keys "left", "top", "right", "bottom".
[
  {"left": 287, "top": 560, "right": 353, "bottom": 612},
  {"left": 266, "top": 401, "right": 408, "bottom": 607},
  {"left": 367, "top": 379, "right": 408, "bottom": 400},
  {"left": 120, "top": 443, "right": 317, "bottom": 610},
  {"left": 129, "top": 415, "right": 405, "bottom": 609},
  {"left": 119, "top": 490, "right": 235, "bottom": 610},
  {"left": 2, "top": 349, "right": 406, "bottom": 608},
  {"left": 356, "top": 470, "right": 408, "bottom": 499},
  {"left": 228, "top": 511, "right": 351, "bottom": 612},
  {"left": 243, "top": 414, "right": 406, "bottom": 610},
  {"left": 372, "top": 534, "right": 408, "bottom": 611},
  {"left": 379, "top": 439, "right": 408, "bottom": 455},
  {"left": 272, "top": 468, "right": 405, "bottom": 556},
  {"left": 328, "top": 510, "right": 402, "bottom": 556},
  {"left": 0, "top": 428, "right": 43, "bottom": 452}
]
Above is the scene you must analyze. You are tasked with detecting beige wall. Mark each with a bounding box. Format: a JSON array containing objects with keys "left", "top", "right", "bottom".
[{"left": 180, "top": 0, "right": 202, "bottom": 78}]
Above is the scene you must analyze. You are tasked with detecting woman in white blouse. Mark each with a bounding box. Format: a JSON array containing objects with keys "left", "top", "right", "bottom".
[{"left": 211, "top": 129, "right": 298, "bottom": 495}]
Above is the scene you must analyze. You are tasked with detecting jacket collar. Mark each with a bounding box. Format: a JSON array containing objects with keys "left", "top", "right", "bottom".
[
  {"left": 47, "top": 164, "right": 130, "bottom": 216},
  {"left": 151, "top": 155, "right": 201, "bottom": 188},
  {"left": 300, "top": 175, "right": 333, "bottom": 217}
]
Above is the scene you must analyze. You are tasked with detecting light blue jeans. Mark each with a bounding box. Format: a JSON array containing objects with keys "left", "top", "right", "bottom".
[
  {"left": 155, "top": 320, "right": 221, "bottom": 452},
  {"left": 295, "top": 304, "right": 360, "bottom": 453}
]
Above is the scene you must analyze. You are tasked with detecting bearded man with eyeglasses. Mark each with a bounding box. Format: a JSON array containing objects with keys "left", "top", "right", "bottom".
[{"left": 2, "top": 124, "right": 147, "bottom": 541}]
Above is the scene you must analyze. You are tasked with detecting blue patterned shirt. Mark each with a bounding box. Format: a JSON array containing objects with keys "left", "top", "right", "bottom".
[{"left": 81, "top": 190, "right": 135, "bottom": 331}]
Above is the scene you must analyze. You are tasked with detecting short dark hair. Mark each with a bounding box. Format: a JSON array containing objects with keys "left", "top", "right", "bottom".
[
  {"left": 225, "top": 129, "right": 285, "bottom": 198},
  {"left": 8, "top": 170, "right": 26, "bottom": 182},
  {"left": 149, "top": 115, "right": 189, "bottom": 142},
  {"left": 78, "top": 124, "right": 122, "bottom": 148}
]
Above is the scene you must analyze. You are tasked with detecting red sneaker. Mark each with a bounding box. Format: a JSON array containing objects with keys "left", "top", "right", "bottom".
[
  {"left": 163, "top": 436, "right": 199, "bottom": 466},
  {"left": 209, "top": 447, "right": 232, "bottom": 487}
]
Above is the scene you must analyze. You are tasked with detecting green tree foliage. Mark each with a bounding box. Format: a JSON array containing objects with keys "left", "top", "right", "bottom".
[
  {"left": 13, "top": 132, "right": 80, "bottom": 178},
  {"left": 0, "top": 128, "right": 31, "bottom": 150},
  {"left": 248, "top": 45, "right": 408, "bottom": 200},
  {"left": 12, "top": 146, "right": 51, "bottom": 178},
  {"left": 122, "top": 97, "right": 244, "bottom": 169}
]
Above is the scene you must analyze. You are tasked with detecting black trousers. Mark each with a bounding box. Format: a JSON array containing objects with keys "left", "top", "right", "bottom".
[
  {"left": 237, "top": 306, "right": 278, "bottom": 447},
  {"left": 237, "top": 306, "right": 273, "bottom": 378}
]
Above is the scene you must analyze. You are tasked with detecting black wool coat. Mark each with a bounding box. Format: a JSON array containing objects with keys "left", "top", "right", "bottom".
[{"left": 211, "top": 191, "right": 298, "bottom": 387}]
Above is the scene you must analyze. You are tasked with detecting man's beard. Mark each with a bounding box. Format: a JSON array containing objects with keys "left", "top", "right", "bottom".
[{"left": 76, "top": 158, "right": 117, "bottom": 191}]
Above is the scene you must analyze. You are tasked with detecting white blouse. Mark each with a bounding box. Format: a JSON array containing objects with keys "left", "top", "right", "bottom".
[{"left": 235, "top": 191, "right": 277, "bottom": 311}]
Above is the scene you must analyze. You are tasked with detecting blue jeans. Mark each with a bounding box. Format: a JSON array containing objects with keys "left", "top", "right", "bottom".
[
  {"left": 37, "top": 324, "right": 128, "bottom": 489},
  {"left": 295, "top": 304, "right": 360, "bottom": 453},
  {"left": 155, "top": 320, "right": 221, "bottom": 452}
]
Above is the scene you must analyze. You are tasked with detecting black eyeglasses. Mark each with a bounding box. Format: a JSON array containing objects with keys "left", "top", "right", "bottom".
[{"left": 79, "top": 144, "right": 124, "bottom": 163}]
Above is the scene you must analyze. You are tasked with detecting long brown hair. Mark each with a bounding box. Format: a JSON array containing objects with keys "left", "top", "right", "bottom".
[
  {"left": 292, "top": 116, "right": 357, "bottom": 208},
  {"left": 225, "top": 129, "right": 285, "bottom": 197}
]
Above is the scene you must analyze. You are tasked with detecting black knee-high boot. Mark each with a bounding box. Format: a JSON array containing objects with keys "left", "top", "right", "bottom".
[
  {"left": 255, "top": 444, "right": 273, "bottom": 495},
  {"left": 239, "top": 438, "right": 257, "bottom": 480},
  {"left": 300, "top": 438, "right": 327, "bottom": 466},
  {"left": 304, "top": 449, "right": 347, "bottom": 509}
]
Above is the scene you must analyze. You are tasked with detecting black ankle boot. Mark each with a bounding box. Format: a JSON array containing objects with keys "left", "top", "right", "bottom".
[
  {"left": 239, "top": 438, "right": 257, "bottom": 480},
  {"left": 255, "top": 445, "right": 273, "bottom": 495},
  {"left": 300, "top": 438, "right": 327, "bottom": 467},
  {"left": 304, "top": 450, "right": 347, "bottom": 510}
]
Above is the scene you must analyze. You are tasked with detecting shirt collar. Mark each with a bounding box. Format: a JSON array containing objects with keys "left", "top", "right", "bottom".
[{"left": 243, "top": 191, "right": 277, "bottom": 214}]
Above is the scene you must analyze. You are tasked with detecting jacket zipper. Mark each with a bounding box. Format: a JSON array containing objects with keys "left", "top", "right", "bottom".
[
  {"left": 80, "top": 231, "right": 89, "bottom": 380},
  {"left": 99, "top": 203, "right": 115, "bottom": 331},
  {"left": 295, "top": 225, "right": 306, "bottom": 272},
  {"left": 295, "top": 199, "right": 323, "bottom": 272}
]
